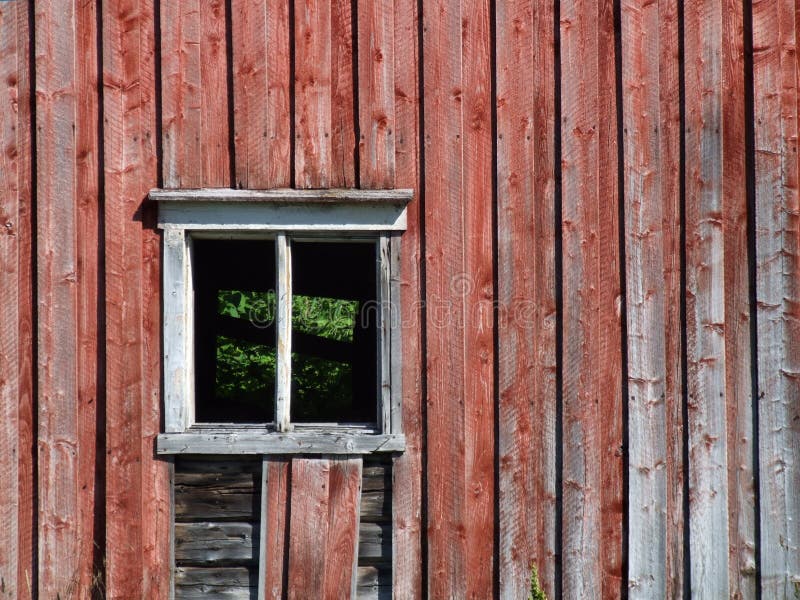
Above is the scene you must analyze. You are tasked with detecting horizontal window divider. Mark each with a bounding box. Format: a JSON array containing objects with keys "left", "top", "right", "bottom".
[{"left": 156, "top": 432, "right": 405, "bottom": 455}]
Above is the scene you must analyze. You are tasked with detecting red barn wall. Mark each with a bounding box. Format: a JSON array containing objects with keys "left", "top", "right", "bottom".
[{"left": 0, "top": 0, "right": 798, "bottom": 597}]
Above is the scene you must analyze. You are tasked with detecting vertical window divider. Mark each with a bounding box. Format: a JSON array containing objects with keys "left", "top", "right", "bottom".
[
  {"left": 379, "top": 235, "right": 392, "bottom": 434},
  {"left": 275, "top": 233, "right": 293, "bottom": 432}
]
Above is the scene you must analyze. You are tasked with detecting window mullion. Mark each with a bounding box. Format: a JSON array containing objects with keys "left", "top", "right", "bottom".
[{"left": 275, "top": 233, "right": 292, "bottom": 432}]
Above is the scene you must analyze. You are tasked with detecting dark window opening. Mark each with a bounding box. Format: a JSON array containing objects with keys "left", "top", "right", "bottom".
[
  {"left": 192, "top": 237, "right": 379, "bottom": 426},
  {"left": 194, "top": 239, "right": 277, "bottom": 423},
  {"left": 291, "top": 241, "right": 378, "bottom": 425}
]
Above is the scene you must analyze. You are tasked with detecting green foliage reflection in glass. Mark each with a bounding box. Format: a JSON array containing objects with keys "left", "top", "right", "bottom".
[
  {"left": 215, "top": 290, "right": 277, "bottom": 410},
  {"left": 291, "top": 295, "right": 358, "bottom": 422},
  {"left": 215, "top": 289, "right": 358, "bottom": 420}
]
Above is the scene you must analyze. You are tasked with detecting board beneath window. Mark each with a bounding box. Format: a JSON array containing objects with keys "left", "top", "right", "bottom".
[{"left": 173, "top": 456, "right": 392, "bottom": 599}]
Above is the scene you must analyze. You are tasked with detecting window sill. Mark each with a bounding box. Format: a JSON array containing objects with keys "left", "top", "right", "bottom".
[{"left": 156, "top": 431, "right": 405, "bottom": 455}]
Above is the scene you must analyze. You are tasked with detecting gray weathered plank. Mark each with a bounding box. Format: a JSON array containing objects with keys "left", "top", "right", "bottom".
[
  {"left": 175, "top": 522, "right": 259, "bottom": 566},
  {"left": 158, "top": 432, "right": 405, "bottom": 454},
  {"left": 753, "top": 0, "right": 800, "bottom": 594},
  {"left": 157, "top": 202, "right": 409, "bottom": 232},
  {"left": 275, "top": 234, "right": 292, "bottom": 432}
]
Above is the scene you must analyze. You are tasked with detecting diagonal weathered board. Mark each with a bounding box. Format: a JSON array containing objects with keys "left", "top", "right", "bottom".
[{"left": 496, "top": 0, "right": 557, "bottom": 597}]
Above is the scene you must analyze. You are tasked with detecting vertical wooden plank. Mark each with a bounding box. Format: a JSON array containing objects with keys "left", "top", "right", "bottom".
[
  {"left": 295, "top": 0, "right": 332, "bottom": 188},
  {"left": 721, "top": 0, "right": 755, "bottom": 595},
  {"left": 423, "top": 0, "right": 466, "bottom": 595},
  {"left": 423, "top": 0, "right": 495, "bottom": 596},
  {"left": 753, "top": 0, "right": 800, "bottom": 594},
  {"left": 0, "top": 2, "right": 34, "bottom": 597},
  {"left": 560, "top": 0, "right": 624, "bottom": 597},
  {"left": 621, "top": 0, "right": 682, "bottom": 596},
  {"left": 496, "top": 0, "right": 557, "bottom": 596},
  {"left": 294, "top": 0, "right": 356, "bottom": 188},
  {"left": 391, "top": 0, "right": 423, "bottom": 594},
  {"left": 322, "top": 457, "right": 363, "bottom": 598},
  {"left": 230, "top": 0, "right": 291, "bottom": 188},
  {"left": 330, "top": 0, "right": 356, "bottom": 188},
  {"left": 378, "top": 236, "right": 392, "bottom": 433},
  {"left": 286, "top": 457, "right": 363, "bottom": 599},
  {"left": 104, "top": 0, "right": 169, "bottom": 596},
  {"left": 161, "top": 0, "right": 230, "bottom": 187},
  {"left": 358, "top": 0, "right": 395, "bottom": 188},
  {"left": 684, "top": 0, "right": 754, "bottom": 595},
  {"left": 35, "top": 0, "right": 100, "bottom": 595},
  {"left": 162, "top": 229, "right": 190, "bottom": 432},
  {"left": 261, "top": 458, "right": 290, "bottom": 600},
  {"left": 275, "top": 234, "right": 291, "bottom": 432},
  {"left": 287, "top": 459, "right": 330, "bottom": 597},
  {"left": 658, "top": 1, "right": 685, "bottom": 595}
]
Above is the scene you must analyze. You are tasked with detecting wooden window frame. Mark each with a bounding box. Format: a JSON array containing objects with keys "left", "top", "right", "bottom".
[{"left": 151, "top": 188, "right": 412, "bottom": 455}]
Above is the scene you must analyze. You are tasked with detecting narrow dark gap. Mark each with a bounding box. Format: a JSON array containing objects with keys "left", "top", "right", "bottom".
[
  {"left": 742, "top": 0, "right": 762, "bottom": 595},
  {"left": 553, "top": 0, "right": 564, "bottom": 597},
  {"left": 154, "top": 0, "right": 164, "bottom": 189},
  {"left": 224, "top": 0, "right": 237, "bottom": 188},
  {"left": 613, "top": 0, "right": 630, "bottom": 597},
  {"left": 350, "top": 0, "right": 361, "bottom": 188},
  {"left": 289, "top": 0, "right": 296, "bottom": 189},
  {"left": 489, "top": 0, "right": 500, "bottom": 596},
  {"left": 27, "top": 0, "right": 40, "bottom": 590},
  {"left": 677, "top": 0, "right": 692, "bottom": 595},
  {"left": 417, "top": 0, "right": 429, "bottom": 596},
  {"left": 93, "top": 0, "right": 107, "bottom": 596}
]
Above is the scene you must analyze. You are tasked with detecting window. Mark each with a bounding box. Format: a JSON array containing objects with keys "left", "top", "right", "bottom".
[{"left": 152, "top": 189, "right": 412, "bottom": 454}]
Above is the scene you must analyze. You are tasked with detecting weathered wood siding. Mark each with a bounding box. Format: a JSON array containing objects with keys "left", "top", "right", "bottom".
[{"left": 1, "top": 0, "right": 800, "bottom": 597}]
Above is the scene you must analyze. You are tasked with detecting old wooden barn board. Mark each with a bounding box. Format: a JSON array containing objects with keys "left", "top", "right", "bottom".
[
  {"left": 2, "top": 0, "right": 800, "bottom": 597},
  {"left": 684, "top": 0, "right": 756, "bottom": 596},
  {"left": 103, "top": 0, "right": 171, "bottom": 595},
  {"left": 753, "top": 0, "right": 800, "bottom": 595},
  {"left": 286, "top": 457, "right": 363, "bottom": 599},
  {"left": 0, "top": 2, "right": 34, "bottom": 597},
  {"left": 423, "top": 0, "right": 495, "bottom": 597},
  {"left": 560, "top": 0, "right": 624, "bottom": 596},
  {"left": 621, "top": 0, "right": 683, "bottom": 596},
  {"left": 496, "top": 0, "right": 557, "bottom": 597},
  {"left": 35, "top": 0, "right": 101, "bottom": 595}
]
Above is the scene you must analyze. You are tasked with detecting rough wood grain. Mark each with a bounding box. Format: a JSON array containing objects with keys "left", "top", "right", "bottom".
[
  {"left": 286, "top": 458, "right": 363, "bottom": 599},
  {"left": 390, "top": 0, "right": 423, "bottom": 594},
  {"left": 230, "top": 0, "right": 291, "bottom": 188},
  {"left": 423, "top": 0, "right": 495, "bottom": 596},
  {"left": 753, "top": 0, "right": 800, "bottom": 594},
  {"left": 620, "top": 0, "right": 682, "bottom": 596},
  {"left": 261, "top": 458, "right": 289, "bottom": 600},
  {"left": 684, "top": 0, "right": 754, "bottom": 596},
  {"left": 175, "top": 522, "right": 259, "bottom": 566},
  {"left": 0, "top": 2, "right": 34, "bottom": 597},
  {"left": 103, "top": 0, "right": 171, "bottom": 595},
  {"left": 35, "top": 0, "right": 100, "bottom": 595},
  {"left": 496, "top": 0, "right": 557, "bottom": 597},
  {"left": 161, "top": 0, "right": 230, "bottom": 187},
  {"left": 560, "top": 0, "right": 624, "bottom": 597},
  {"left": 358, "top": 0, "right": 395, "bottom": 188}
]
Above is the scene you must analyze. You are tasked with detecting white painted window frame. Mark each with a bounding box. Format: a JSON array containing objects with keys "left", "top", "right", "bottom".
[{"left": 152, "top": 188, "right": 412, "bottom": 455}]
